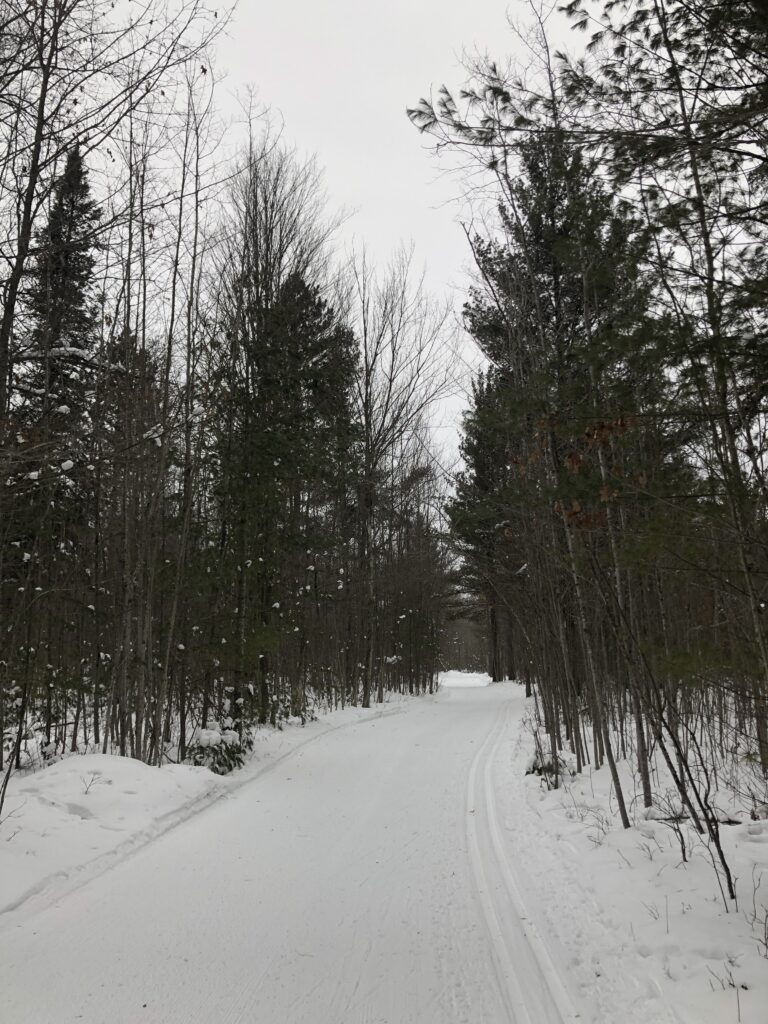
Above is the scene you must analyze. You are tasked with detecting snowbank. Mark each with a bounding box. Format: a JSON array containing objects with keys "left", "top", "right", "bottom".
[
  {"left": 0, "top": 696, "right": 411, "bottom": 922},
  {"left": 498, "top": 695, "right": 768, "bottom": 1024},
  {"left": 0, "top": 754, "right": 217, "bottom": 916}
]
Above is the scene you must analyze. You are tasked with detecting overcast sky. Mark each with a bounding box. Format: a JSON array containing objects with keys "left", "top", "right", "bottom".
[
  {"left": 216, "top": 2, "right": 569, "bottom": 457},
  {"left": 218, "top": 3, "right": 531, "bottom": 291}
]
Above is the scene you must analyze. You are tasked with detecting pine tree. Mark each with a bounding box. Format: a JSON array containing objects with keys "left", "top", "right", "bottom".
[
  {"left": 216, "top": 265, "right": 359, "bottom": 723},
  {"left": 449, "top": 372, "right": 514, "bottom": 681}
]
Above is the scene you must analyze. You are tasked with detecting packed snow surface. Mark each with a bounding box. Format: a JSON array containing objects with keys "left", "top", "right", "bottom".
[
  {"left": 439, "top": 669, "right": 491, "bottom": 688},
  {"left": 0, "top": 701, "right": 406, "bottom": 919},
  {"left": 0, "top": 680, "right": 766, "bottom": 1023}
]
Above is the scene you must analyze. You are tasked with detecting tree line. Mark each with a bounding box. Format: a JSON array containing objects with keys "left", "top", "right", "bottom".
[
  {"left": 0, "top": 0, "right": 453, "bottom": 790},
  {"left": 411, "top": 0, "right": 768, "bottom": 898}
]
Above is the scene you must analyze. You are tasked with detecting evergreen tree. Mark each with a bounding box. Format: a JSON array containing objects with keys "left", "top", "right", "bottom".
[
  {"left": 449, "top": 372, "right": 514, "bottom": 681},
  {"left": 216, "top": 264, "right": 359, "bottom": 722},
  {"left": 22, "top": 145, "right": 101, "bottom": 447}
]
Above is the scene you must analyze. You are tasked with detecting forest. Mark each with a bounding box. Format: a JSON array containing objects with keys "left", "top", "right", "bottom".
[
  {"left": 410, "top": 0, "right": 768, "bottom": 898},
  {"left": 0, "top": 0, "right": 455, "bottom": 789}
]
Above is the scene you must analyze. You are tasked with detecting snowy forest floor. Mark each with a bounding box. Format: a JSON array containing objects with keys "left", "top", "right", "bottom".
[{"left": 0, "top": 676, "right": 766, "bottom": 1023}]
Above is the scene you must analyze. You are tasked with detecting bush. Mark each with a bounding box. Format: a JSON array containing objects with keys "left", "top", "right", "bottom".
[{"left": 186, "top": 724, "right": 254, "bottom": 775}]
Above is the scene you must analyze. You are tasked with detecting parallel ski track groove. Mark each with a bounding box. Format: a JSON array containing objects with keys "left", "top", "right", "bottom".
[{"left": 466, "top": 697, "right": 582, "bottom": 1023}]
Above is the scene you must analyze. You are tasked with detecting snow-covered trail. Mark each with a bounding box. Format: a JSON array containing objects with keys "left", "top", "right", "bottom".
[{"left": 0, "top": 684, "right": 577, "bottom": 1024}]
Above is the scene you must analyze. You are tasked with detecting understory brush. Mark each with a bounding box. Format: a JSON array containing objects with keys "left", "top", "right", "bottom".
[{"left": 524, "top": 688, "right": 768, "bottom": 962}]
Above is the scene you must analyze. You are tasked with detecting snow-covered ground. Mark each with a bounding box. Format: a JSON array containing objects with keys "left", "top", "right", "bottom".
[
  {"left": 0, "top": 679, "right": 766, "bottom": 1023},
  {"left": 498, "top": 700, "right": 768, "bottom": 1024},
  {"left": 439, "top": 669, "right": 491, "bottom": 688},
  {"left": 0, "top": 699, "right": 408, "bottom": 920}
]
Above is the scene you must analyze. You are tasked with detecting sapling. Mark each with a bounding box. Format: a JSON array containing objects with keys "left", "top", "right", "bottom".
[
  {"left": 657, "top": 792, "right": 689, "bottom": 864},
  {"left": 746, "top": 865, "right": 768, "bottom": 959},
  {"left": 81, "top": 771, "right": 104, "bottom": 795}
]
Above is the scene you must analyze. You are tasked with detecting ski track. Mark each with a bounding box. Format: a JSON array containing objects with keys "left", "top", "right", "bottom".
[
  {"left": 0, "top": 703, "right": 406, "bottom": 928},
  {"left": 466, "top": 700, "right": 581, "bottom": 1023},
  {"left": 500, "top": 707, "right": 687, "bottom": 1024},
  {"left": 0, "top": 685, "right": 585, "bottom": 1024}
]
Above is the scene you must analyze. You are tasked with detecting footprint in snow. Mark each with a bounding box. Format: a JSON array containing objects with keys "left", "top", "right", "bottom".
[{"left": 65, "top": 803, "right": 94, "bottom": 820}]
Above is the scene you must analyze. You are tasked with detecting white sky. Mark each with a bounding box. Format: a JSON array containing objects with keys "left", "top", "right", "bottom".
[
  {"left": 218, "top": 1, "right": 522, "bottom": 295},
  {"left": 216, "top": 2, "right": 572, "bottom": 459}
]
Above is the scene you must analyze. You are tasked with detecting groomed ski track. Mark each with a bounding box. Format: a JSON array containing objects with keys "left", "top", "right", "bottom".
[{"left": 0, "top": 683, "right": 580, "bottom": 1023}]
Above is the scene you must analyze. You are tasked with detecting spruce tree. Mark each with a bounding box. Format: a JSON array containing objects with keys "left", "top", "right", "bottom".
[
  {"left": 23, "top": 144, "right": 101, "bottom": 448},
  {"left": 9, "top": 146, "right": 102, "bottom": 586}
]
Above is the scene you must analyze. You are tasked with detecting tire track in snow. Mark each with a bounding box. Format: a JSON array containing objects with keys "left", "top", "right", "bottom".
[{"left": 466, "top": 697, "right": 582, "bottom": 1023}]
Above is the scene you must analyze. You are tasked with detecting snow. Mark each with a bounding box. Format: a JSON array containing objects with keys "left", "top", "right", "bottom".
[
  {"left": 193, "top": 726, "right": 232, "bottom": 748},
  {"left": 0, "top": 700, "right": 412, "bottom": 923},
  {"left": 495, "top": 694, "right": 768, "bottom": 1024},
  {"left": 0, "top": 754, "right": 216, "bottom": 916},
  {"left": 0, "top": 681, "right": 765, "bottom": 1023},
  {"left": 440, "top": 669, "right": 491, "bottom": 687}
]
